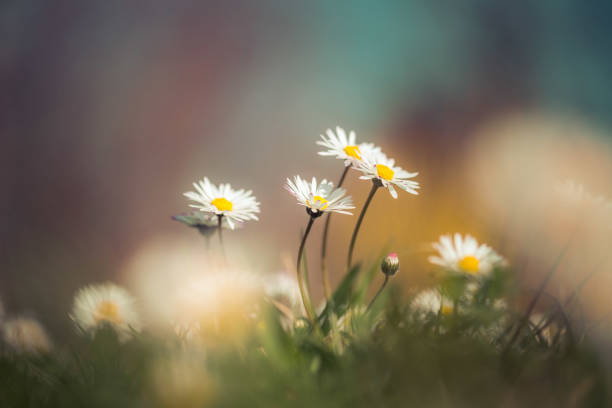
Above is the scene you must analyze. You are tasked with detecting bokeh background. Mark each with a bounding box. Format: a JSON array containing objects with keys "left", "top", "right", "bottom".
[{"left": 2, "top": 0, "right": 612, "bottom": 340}]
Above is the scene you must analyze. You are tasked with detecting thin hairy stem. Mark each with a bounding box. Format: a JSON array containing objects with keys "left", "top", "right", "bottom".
[
  {"left": 321, "top": 165, "right": 350, "bottom": 299},
  {"left": 347, "top": 181, "right": 380, "bottom": 268},
  {"left": 367, "top": 274, "right": 389, "bottom": 311},
  {"left": 297, "top": 216, "right": 318, "bottom": 325},
  {"left": 217, "top": 214, "right": 226, "bottom": 260}
]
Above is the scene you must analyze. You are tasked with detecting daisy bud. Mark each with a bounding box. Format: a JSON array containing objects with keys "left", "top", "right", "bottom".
[{"left": 381, "top": 253, "right": 400, "bottom": 276}]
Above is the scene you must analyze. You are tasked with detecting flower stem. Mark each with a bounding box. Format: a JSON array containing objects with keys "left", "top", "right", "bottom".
[
  {"left": 367, "top": 274, "right": 389, "bottom": 311},
  {"left": 321, "top": 165, "right": 350, "bottom": 300},
  {"left": 217, "top": 214, "right": 226, "bottom": 259},
  {"left": 347, "top": 181, "right": 380, "bottom": 268},
  {"left": 297, "top": 216, "right": 318, "bottom": 325}
]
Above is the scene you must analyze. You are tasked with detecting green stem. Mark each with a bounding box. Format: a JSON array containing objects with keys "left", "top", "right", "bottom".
[
  {"left": 297, "top": 216, "right": 317, "bottom": 326},
  {"left": 217, "top": 214, "right": 226, "bottom": 260},
  {"left": 347, "top": 181, "right": 380, "bottom": 268},
  {"left": 321, "top": 165, "right": 350, "bottom": 299},
  {"left": 367, "top": 274, "right": 389, "bottom": 310}
]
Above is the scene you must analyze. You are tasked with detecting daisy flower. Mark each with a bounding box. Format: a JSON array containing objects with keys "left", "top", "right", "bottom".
[
  {"left": 317, "top": 126, "right": 380, "bottom": 166},
  {"left": 2, "top": 317, "right": 53, "bottom": 354},
  {"left": 284, "top": 176, "right": 355, "bottom": 216},
  {"left": 411, "top": 289, "right": 453, "bottom": 316},
  {"left": 355, "top": 149, "right": 419, "bottom": 198},
  {"left": 184, "top": 178, "right": 260, "bottom": 229},
  {"left": 71, "top": 282, "right": 141, "bottom": 338},
  {"left": 428, "top": 233, "right": 505, "bottom": 276},
  {"left": 263, "top": 273, "right": 301, "bottom": 309}
]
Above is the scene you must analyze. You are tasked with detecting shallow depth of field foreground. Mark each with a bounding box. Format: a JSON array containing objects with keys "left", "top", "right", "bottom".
[{"left": 3, "top": 2, "right": 612, "bottom": 407}]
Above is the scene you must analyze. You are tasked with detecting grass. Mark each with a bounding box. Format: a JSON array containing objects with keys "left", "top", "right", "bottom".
[{"left": 1, "top": 258, "right": 609, "bottom": 408}]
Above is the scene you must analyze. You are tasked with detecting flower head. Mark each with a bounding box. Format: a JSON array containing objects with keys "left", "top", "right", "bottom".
[
  {"left": 172, "top": 270, "right": 263, "bottom": 344},
  {"left": 2, "top": 317, "right": 52, "bottom": 354},
  {"left": 71, "top": 282, "right": 141, "bottom": 338},
  {"left": 428, "top": 233, "right": 505, "bottom": 276},
  {"left": 184, "top": 178, "right": 260, "bottom": 229},
  {"left": 355, "top": 149, "right": 419, "bottom": 198},
  {"left": 263, "top": 273, "right": 301, "bottom": 309},
  {"left": 381, "top": 253, "right": 400, "bottom": 276},
  {"left": 317, "top": 126, "right": 380, "bottom": 166},
  {"left": 285, "top": 176, "right": 355, "bottom": 216},
  {"left": 411, "top": 289, "right": 453, "bottom": 316}
]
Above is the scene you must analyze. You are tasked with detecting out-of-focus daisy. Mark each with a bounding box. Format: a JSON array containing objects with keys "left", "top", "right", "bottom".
[
  {"left": 2, "top": 317, "right": 52, "bottom": 354},
  {"left": 71, "top": 282, "right": 141, "bottom": 338},
  {"left": 285, "top": 176, "right": 354, "bottom": 216},
  {"left": 171, "top": 270, "right": 263, "bottom": 345},
  {"left": 263, "top": 273, "right": 301, "bottom": 309},
  {"left": 411, "top": 289, "right": 453, "bottom": 316},
  {"left": 263, "top": 273, "right": 302, "bottom": 331},
  {"left": 317, "top": 126, "right": 380, "bottom": 166},
  {"left": 174, "top": 321, "right": 202, "bottom": 344},
  {"left": 184, "top": 178, "right": 260, "bottom": 230},
  {"left": 173, "top": 212, "right": 237, "bottom": 236},
  {"left": 428, "top": 233, "right": 505, "bottom": 276},
  {"left": 355, "top": 149, "right": 419, "bottom": 198},
  {"left": 555, "top": 180, "right": 607, "bottom": 207}
]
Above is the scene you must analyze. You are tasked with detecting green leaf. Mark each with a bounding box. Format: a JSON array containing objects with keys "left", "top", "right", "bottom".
[{"left": 317, "top": 264, "right": 361, "bottom": 334}]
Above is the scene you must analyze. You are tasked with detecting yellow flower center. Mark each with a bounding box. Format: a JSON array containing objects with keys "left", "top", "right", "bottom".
[
  {"left": 211, "top": 197, "right": 233, "bottom": 212},
  {"left": 94, "top": 301, "right": 122, "bottom": 324},
  {"left": 376, "top": 164, "right": 394, "bottom": 181},
  {"left": 441, "top": 305, "right": 454, "bottom": 316},
  {"left": 458, "top": 255, "right": 480, "bottom": 274},
  {"left": 343, "top": 145, "right": 361, "bottom": 160},
  {"left": 307, "top": 195, "right": 328, "bottom": 210}
]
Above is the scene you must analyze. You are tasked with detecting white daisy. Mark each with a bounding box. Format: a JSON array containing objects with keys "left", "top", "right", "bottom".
[
  {"left": 71, "top": 282, "right": 141, "bottom": 338},
  {"left": 554, "top": 180, "right": 609, "bottom": 208},
  {"left": 284, "top": 176, "right": 355, "bottom": 216},
  {"left": 184, "top": 178, "right": 260, "bottom": 229},
  {"left": 317, "top": 126, "right": 381, "bottom": 166},
  {"left": 355, "top": 149, "right": 419, "bottom": 199},
  {"left": 428, "top": 233, "right": 505, "bottom": 276},
  {"left": 411, "top": 289, "right": 453, "bottom": 316},
  {"left": 2, "top": 317, "right": 52, "bottom": 354},
  {"left": 263, "top": 273, "right": 301, "bottom": 309}
]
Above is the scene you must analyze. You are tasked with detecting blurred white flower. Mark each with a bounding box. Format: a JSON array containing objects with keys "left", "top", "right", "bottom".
[
  {"left": 555, "top": 179, "right": 612, "bottom": 227},
  {"left": 411, "top": 289, "right": 453, "bottom": 316},
  {"left": 174, "top": 321, "right": 202, "bottom": 344},
  {"left": 171, "top": 270, "right": 264, "bottom": 344},
  {"left": 429, "top": 233, "right": 505, "bottom": 277},
  {"left": 71, "top": 282, "right": 141, "bottom": 338},
  {"left": 355, "top": 149, "right": 419, "bottom": 198},
  {"left": 285, "top": 176, "right": 354, "bottom": 215},
  {"left": 184, "top": 178, "right": 260, "bottom": 229},
  {"left": 316, "top": 126, "right": 380, "bottom": 167},
  {"left": 2, "top": 317, "right": 52, "bottom": 354},
  {"left": 263, "top": 273, "right": 301, "bottom": 309}
]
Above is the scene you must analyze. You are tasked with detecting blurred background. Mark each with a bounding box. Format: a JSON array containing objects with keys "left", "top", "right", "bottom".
[{"left": 2, "top": 0, "right": 612, "bottom": 340}]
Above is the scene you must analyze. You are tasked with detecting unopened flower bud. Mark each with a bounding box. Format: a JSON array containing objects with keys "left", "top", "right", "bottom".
[{"left": 381, "top": 253, "right": 400, "bottom": 276}]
